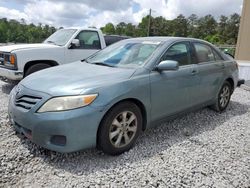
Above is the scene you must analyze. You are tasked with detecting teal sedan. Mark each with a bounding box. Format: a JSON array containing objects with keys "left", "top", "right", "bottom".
[{"left": 8, "top": 37, "right": 239, "bottom": 155}]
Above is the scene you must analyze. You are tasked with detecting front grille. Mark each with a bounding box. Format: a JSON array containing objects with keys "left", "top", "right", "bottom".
[
  {"left": 15, "top": 95, "right": 42, "bottom": 110},
  {"left": 0, "top": 53, "right": 4, "bottom": 65},
  {"left": 0, "top": 52, "right": 9, "bottom": 63}
]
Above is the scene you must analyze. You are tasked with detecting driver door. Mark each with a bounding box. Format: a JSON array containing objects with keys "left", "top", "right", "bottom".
[
  {"left": 65, "top": 30, "right": 101, "bottom": 63},
  {"left": 150, "top": 41, "right": 200, "bottom": 121}
]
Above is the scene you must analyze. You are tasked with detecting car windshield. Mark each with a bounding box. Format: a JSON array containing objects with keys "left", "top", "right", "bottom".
[
  {"left": 87, "top": 40, "right": 161, "bottom": 68},
  {"left": 44, "top": 29, "right": 77, "bottom": 46}
]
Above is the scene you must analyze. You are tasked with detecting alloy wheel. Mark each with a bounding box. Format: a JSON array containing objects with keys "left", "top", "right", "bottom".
[
  {"left": 109, "top": 111, "right": 137, "bottom": 148},
  {"left": 219, "top": 85, "right": 230, "bottom": 108}
]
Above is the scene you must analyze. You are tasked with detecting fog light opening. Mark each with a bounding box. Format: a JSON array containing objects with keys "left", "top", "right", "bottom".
[{"left": 50, "top": 135, "right": 66, "bottom": 146}]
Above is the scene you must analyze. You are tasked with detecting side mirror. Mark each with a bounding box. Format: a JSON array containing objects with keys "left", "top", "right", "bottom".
[
  {"left": 70, "top": 39, "right": 80, "bottom": 48},
  {"left": 155, "top": 60, "right": 179, "bottom": 71}
]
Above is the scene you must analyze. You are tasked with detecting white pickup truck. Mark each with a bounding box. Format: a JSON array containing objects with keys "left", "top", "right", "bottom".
[{"left": 0, "top": 28, "right": 127, "bottom": 83}]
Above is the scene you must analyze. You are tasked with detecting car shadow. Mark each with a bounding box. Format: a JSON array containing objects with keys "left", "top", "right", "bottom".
[
  {"left": 1, "top": 82, "right": 16, "bottom": 94},
  {"left": 16, "top": 100, "right": 249, "bottom": 176}
]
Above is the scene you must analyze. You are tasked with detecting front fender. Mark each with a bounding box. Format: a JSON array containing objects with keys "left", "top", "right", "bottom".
[
  {"left": 89, "top": 74, "right": 151, "bottom": 128},
  {"left": 14, "top": 47, "right": 65, "bottom": 71}
]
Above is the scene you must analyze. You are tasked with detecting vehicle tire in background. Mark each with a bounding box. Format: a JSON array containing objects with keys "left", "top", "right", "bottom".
[
  {"left": 24, "top": 63, "right": 51, "bottom": 77},
  {"left": 210, "top": 81, "right": 232, "bottom": 112},
  {"left": 97, "top": 102, "right": 142, "bottom": 155}
]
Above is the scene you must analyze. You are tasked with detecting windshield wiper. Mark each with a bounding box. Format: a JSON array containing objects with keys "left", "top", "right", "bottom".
[
  {"left": 46, "top": 40, "right": 61, "bottom": 46},
  {"left": 92, "top": 62, "right": 115, "bottom": 67},
  {"left": 46, "top": 40, "right": 55, "bottom": 44}
]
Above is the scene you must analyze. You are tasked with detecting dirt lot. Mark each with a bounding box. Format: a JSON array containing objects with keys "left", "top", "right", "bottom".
[{"left": 0, "top": 80, "right": 249, "bottom": 187}]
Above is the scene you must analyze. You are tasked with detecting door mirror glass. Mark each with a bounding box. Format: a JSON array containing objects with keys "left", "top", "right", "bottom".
[
  {"left": 156, "top": 60, "right": 179, "bottom": 71},
  {"left": 70, "top": 39, "right": 80, "bottom": 48}
]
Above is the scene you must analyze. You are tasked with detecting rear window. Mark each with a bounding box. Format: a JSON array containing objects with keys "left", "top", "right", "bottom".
[{"left": 104, "top": 35, "right": 130, "bottom": 46}]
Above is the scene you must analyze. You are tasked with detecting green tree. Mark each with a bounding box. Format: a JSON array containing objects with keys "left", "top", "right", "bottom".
[
  {"left": 151, "top": 16, "right": 167, "bottom": 36},
  {"left": 193, "top": 15, "right": 217, "bottom": 42},
  {"left": 116, "top": 22, "right": 126, "bottom": 35},
  {"left": 0, "top": 13, "right": 241, "bottom": 46},
  {"left": 124, "top": 23, "right": 137, "bottom": 37},
  {"left": 171, "top": 14, "right": 188, "bottom": 37},
  {"left": 138, "top": 16, "right": 150, "bottom": 36},
  {"left": 102, "top": 23, "right": 116, "bottom": 34},
  {"left": 225, "top": 13, "right": 240, "bottom": 44},
  {"left": 187, "top": 14, "right": 199, "bottom": 37},
  {"left": 0, "top": 18, "right": 57, "bottom": 43},
  {"left": 218, "top": 15, "right": 228, "bottom": 44}
]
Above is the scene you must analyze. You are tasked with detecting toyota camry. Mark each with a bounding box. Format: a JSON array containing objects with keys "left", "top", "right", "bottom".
[{"left": 8, "top": 37, "right": 239, "bottom": 155}]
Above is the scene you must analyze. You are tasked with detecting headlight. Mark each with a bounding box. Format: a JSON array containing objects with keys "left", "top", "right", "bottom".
[
  {"left": 37, "top": 94, "right": 98, "bottom": 113},
  {"left": 1, "top": 53, "right": 17, "bottom": 68}
]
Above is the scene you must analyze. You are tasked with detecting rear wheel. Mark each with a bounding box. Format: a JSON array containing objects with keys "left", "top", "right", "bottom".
[
  {"left": 211, "top": 81, "right": 232, "bottom": 112},
  {"left": 25, "top": 63, "right": 51, "bottom": 77},
  {"left": 97, "top": 102, "right": 142, "bottom": 155}
]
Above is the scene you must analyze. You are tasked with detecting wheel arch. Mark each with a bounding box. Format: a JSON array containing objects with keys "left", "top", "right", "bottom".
[
  {"left": 225, "top": 77, "right": 234, "bottom": 93},
  {"left": 23, "top": 60, "right": 59, "bottom": 77},
  {"left": 97, "top": 98, "right": 148, "bottom": 143}
]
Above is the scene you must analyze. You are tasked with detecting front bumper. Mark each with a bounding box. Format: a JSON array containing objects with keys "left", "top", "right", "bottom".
[
  {"left": 0, "top": 67, "right": 23, "bottom": 81},
  {"left": 8, "top": 86, "right": 105, "bottom": 153},
  {"left": 237, "top": 79, "right": 245, "bottom": 87}
]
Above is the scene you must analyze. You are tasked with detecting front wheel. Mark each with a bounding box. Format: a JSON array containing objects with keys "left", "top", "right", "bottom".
[
  {"left": 25, "top": 63, "right": 51, "bottom": 77},
  {"left": 97, "top": 102, "right": 142, "bottom": 155},
  {"left": 211, "top": 81, "right": 232, "bottom": 112}
]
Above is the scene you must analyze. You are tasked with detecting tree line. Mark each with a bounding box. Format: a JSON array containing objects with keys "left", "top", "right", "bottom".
[
  {"left": 0, "top": 13, "right": 240, "bottom": 45},
  {"left": 0, "top": 18, "right": 57, "bottom": 43},
  {"left": 101, "top": 13, "right": 240, "bottom": 45}
]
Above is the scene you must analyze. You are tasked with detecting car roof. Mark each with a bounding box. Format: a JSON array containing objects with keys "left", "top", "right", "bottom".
[
  {"left": 62, "top": 28, "right": 100, "bottom": 31},
  {"left": 125, "top": 36, "right": 209, "bottom": 44}
]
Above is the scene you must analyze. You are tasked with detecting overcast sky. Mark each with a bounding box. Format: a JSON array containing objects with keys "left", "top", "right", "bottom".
[{"left": 0, "top": 0, "right": 243, "bottom": 28}]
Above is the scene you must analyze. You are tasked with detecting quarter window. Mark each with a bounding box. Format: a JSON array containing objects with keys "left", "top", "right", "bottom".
[
  {"left": 194, "top": 43, "right": 215, "bottom": 63},
  {"left": 161, "top": 42, "right": 192, "bottom": 66},
  {"left": 74, "top": 31, "right": 101, "bottom": 49},
  {"left": 213, "top": 49, "right": 224, "bottom": 61}
]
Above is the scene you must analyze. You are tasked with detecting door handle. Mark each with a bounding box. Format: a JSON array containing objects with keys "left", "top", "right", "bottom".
[{"left": 191, "top": 70, "right": 197, "bottom": 75}]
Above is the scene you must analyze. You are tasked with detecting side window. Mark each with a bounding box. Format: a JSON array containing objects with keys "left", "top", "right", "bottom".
[
  {"left": 74, "top": 31, "right": 101, "bottom": 49},
  {"left": 194, "top": 43, "right": 215, "bottom": 63},
  {"left": 161, "top": 42, "right": 192, "bottom": 66},
  {"left": 213, "top": 49, "right": 224, "bottom": 61}
]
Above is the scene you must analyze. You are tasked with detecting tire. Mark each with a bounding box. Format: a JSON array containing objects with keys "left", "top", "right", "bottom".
[
  {"left": 210, "top": 81, "right": 232, "bottom": 112},
  {"left": 97, "top": 102, "right": 142, "bottom": 155},
  {"left": 25, "top": 63, "right": 51, "bottom": 77}
]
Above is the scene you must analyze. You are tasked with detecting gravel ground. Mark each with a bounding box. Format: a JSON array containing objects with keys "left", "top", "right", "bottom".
[{"left": 0, "top": 80, "right": 250, "bottom": 188}]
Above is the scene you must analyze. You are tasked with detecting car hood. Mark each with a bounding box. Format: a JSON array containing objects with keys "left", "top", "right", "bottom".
[
  {"left": 20, "top": 61, "right": 136, "bottom": 96},
  {"left": 0, "top": 43, "right": 59, "bottom": 53}
]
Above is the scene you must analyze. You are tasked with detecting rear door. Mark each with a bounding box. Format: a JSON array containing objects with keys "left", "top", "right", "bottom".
[
  {"left": 65, "top": 30, "right": 102, "bottom": 63},
  {"left": 193, "top": 42, "right": 225, "bottom": 104}
]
